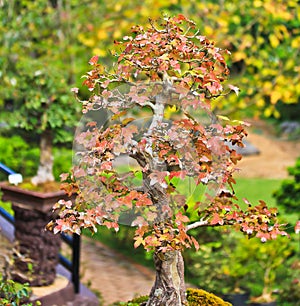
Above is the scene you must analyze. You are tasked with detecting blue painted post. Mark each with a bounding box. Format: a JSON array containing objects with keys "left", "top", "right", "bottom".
[{"left": 0, "top": 162, "right": 16, "bottom": 175}]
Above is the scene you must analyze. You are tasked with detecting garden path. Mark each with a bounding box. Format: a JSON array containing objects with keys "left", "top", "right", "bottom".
[
  {"left": 79, "top": 237, "right": 154, "bottom": 306},
  {"left": 237, "top": 119, "right": 300, "bottom": 178}
]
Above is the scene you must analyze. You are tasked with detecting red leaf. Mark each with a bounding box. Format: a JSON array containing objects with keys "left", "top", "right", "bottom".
[
  {"left": 175, "top": 212, "right": 190, "bottom": 224},
  {"left": 89, "top": 55, "right": 99, "bottom": 66},
  {"left": 256, "top": 232, "right": 270, "bottom": 242},
  {"left": 60, "top": 173, "right": 69, "bottom": 182},
  {"left": 134, "top": 236, "right": 145, "bottom": 248},
  {"left": 211, "top": 213, "right": 224, "bottom": 225},
  {"left": 136, "top": 194, "right": 152, "bottom": 207},
  {"left": 173, "top": 14, "right": 187, "bottom": 23},
  {"left": 191, "top": 236, "right": 200, "bottom": 251}
]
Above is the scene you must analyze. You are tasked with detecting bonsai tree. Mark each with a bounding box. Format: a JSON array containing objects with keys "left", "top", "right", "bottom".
[
  {"left": 0, "top": 0, "right": 83, "bottom": 185},
  {"left": 51, "top": 15, "right": 288, "bottom": 305}
]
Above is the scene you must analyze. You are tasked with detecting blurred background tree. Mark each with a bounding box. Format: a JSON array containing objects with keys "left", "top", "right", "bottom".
[{"left": 0, "top": 0, "right": 85, "bottom": 183}]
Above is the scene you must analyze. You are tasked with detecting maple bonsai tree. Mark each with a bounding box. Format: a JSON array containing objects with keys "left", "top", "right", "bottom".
[{"left": 51, "top": 16, "right": 288, "bottom": 305}]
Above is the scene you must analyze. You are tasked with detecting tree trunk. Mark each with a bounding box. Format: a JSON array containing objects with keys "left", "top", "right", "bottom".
[
  {"left": 31, "top": 130, "right": 55, "bottom": 185},
  {"left": 146, "top": 250, "right": 186, "bottom": 306}
]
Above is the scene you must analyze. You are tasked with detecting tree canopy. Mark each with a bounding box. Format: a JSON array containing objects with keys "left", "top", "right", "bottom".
[{"left": 50, "top": 15, "right": 290, "bottom": 305}]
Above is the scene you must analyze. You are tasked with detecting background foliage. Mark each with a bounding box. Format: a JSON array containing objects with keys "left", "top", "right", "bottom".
[
  {"left": 1, "top": 0, "right": 299, "bottom": 142},
  {"left": 72, "top": 0, "right": 300, "bottom": 119},
  {"left": 0, "top": 135, "right": 72, "bottom": 181},
  {"left": 0, "top": 0, "right": 85, "bottom": 143}
]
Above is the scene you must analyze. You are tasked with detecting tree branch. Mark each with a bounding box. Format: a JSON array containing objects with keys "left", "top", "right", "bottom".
[{"left": 186, "top": 219, "right": 209, "bottom": 231}]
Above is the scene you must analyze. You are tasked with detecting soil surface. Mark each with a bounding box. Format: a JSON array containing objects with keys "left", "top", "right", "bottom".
[{"left": 1, "top": 120, "right": 299, "bottom": 306}]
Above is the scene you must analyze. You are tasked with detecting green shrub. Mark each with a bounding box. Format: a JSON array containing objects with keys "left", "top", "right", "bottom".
[
  {"left": 0, "top": 135, "right": 38, "bottom": 181},
  {"left": 0, "top": 276, "right": 35, "bottom": 306},
  {"left": 273, "top": 157, "right": 300, "bottom": 216},
  {"left": 0, "top": 135, "right": 72, "bottom": 181},
  {"left": 278, "top": 260, "right": 300, "bottom": 306}
]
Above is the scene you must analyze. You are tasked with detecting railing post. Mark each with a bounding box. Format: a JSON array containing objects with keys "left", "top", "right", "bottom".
[
  {"left": 72, "top": 233, "right": 81, "bottom": 294},
  {"left": 0, "top": 162, "right": 16, "bottom": 175}
]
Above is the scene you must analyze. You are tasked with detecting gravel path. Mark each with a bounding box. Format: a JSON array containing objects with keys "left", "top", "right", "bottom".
[
  {"left": 237, "top": 124, "right": 300, "bottom": 178},
  {"left": 79, "top": 237, "right": 154, "bottom": 306}
]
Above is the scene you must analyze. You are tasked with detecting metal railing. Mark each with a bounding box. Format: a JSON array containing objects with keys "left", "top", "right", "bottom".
[{"left": 0, "top": 162, "right": 81, "bottom": 293}]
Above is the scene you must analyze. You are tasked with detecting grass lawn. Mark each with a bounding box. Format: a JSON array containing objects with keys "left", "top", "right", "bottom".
[{"left": 234, "top": 177, "right": 282, "bottom": 208}]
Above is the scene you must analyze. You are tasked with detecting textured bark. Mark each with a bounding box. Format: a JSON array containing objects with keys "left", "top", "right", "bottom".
[
  {"left": 31, "top": 130, "right": 55, "bottom": 185},
  {"left": 146, "top": 250, "right": 186, "bottom": 306}
]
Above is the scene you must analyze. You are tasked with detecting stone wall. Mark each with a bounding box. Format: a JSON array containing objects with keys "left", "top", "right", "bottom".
[{"left": 12, "top": 204, "right": 61, "bottom": 286}]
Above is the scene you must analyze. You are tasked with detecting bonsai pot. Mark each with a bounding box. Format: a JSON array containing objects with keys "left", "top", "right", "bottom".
[
  {"left": 0, "top": 182, "right": 71, "bottom": 286},
  {"left": 223, "top": 291, "right": 250, "bottom": 306}
]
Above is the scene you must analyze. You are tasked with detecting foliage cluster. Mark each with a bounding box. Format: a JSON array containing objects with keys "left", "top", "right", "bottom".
[
  {"left": 53, "top": 15, "right": 287, "bottom": 250},
  {"left": 1, "top": 0, "right": 299, "bottom": 144},
  {"left": 51, "top": 14, "right": 291, "bottom": 305},
  {"left": 0, "top": 277, "right": 33, "bottom": 306},
  {"left": 0, "top": 0, "right": 83, "bottom": 143}
]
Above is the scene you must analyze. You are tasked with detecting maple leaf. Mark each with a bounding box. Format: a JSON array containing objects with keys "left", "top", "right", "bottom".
[
  {"left": 211, "top": 213, "right": 224, "bottom": 225},
  {"left": 88, "top": 55, "right": 99, "bottom": 66},
  {"left": 173, "top": 14, "right": 187, "bottom": 23},
  {"left": 169, "top": 171, "right": 186, "bottom": 180},
  {"left": 190, "top": 236, "right": 200, "bottom": 251},
  {"left": 132, "top": 216, "right": 148, "bottom": 227},
  {"left": 103, "top": 221, "right": 119, "bottom": 232},
  {"left": 149, "top": 171, "right": 169, "bottom": 188},
  {"left": 136, "top": 194, "right": 152, "bottom": 207},
  {"left": 175, "top": 212, "right": 190, "bottom": 224},
  {"left": 173, "top": 195, "right": 187, "bottom": 207},
  {"left": 230, "top": 150, "right": 242, "bottom": 165},
  {"left": 145, "top": 236, "right": 161, "bottom": 247},
  {"left": 134, "top": 236, "right": 145, "bottom": 249},
  {"left": 60, "top": 172, "right": 70, "bottom": 182},
  {"left": 256, "top": 232, "right": 270, "bottom": 243}
]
